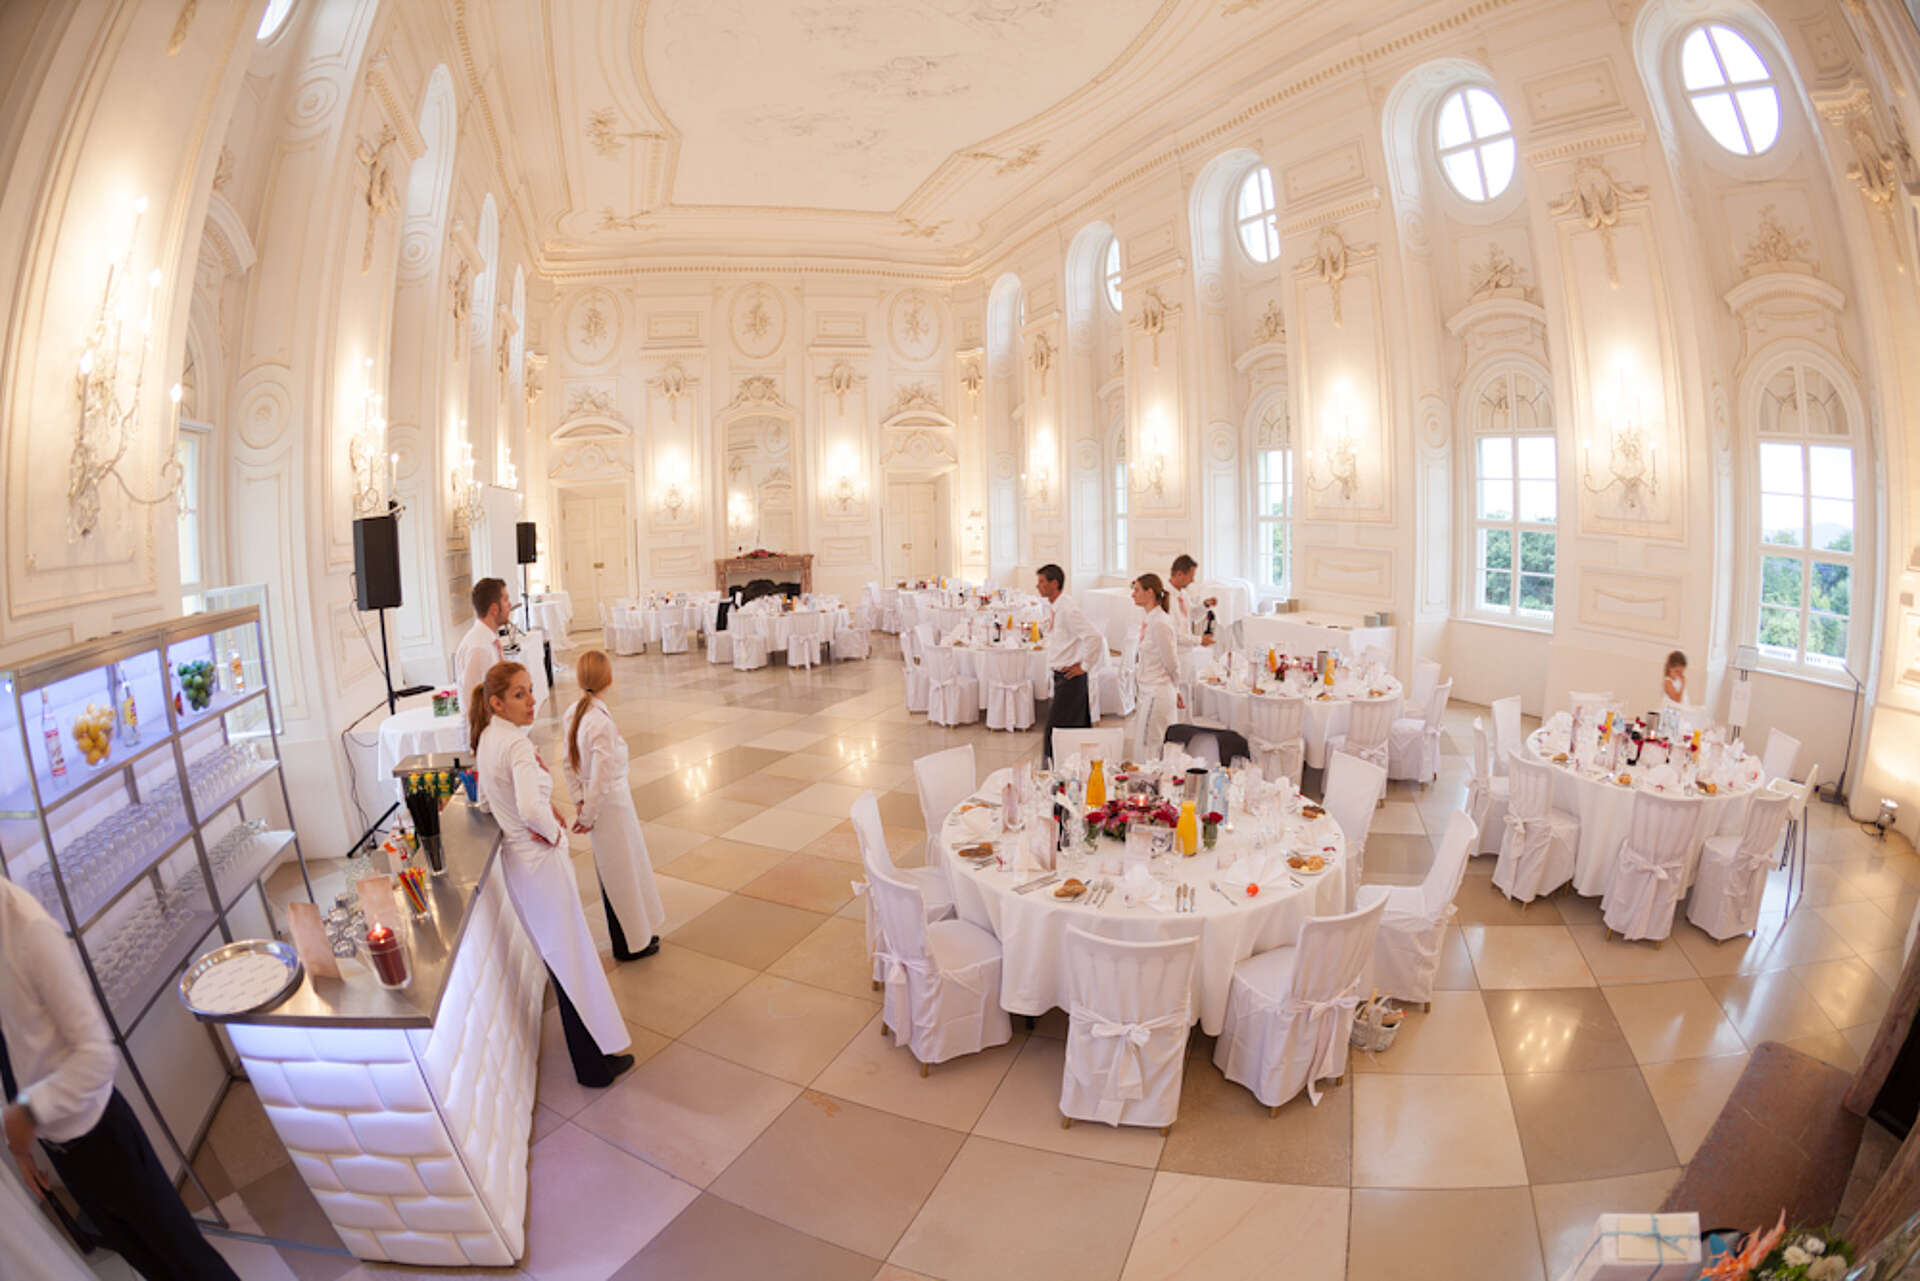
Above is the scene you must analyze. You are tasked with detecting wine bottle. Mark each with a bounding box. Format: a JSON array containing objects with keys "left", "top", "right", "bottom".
[
  {"left": 118, "top": 672, "right": 140, "bottom": 745},
  {"left": 1203, "top": 609, "right": 1215, "bottom": 638},
  {"left": 42, "top": 691, "right": 66, "bottom": 779}
]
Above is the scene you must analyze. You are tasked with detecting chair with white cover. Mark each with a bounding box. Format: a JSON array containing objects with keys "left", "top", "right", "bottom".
[
  {"left": 852, "top": 791, "right": 956, "bottom": 987},
  {"left": 1406, "top": 658, "right": 1442, "bottom": 716},
  {"left": 1686, "top": 790, "right": 1793, "bottom": 940},
  {"left": 1325, "top": 695, "right": 1398, "bottom": 773},
  {"left": 1213, "top": 898, "right": 1386, "bottom": 1112},
  {"left": 899, "top": 629, "right": 930, "bottom": 713},
  {"left": 659, "top": 617, "right": 690, "bottom": 654},
  {"left": 1388, "top": 679, "right": 1452, "bottom": 783},
  {"left": 1059, "top": 929, "right": 1198, "bottom": 1131},
  {"left": 914, "top": 621, "right": 939, "bottom": 653},
  {"left": 1600, "top": 790, "right": 1699, "bottom": 942},
  {"left": 1769, "top": 762, "right": 1819, "bottom": 880},
  {"left": 1247, "top": 693, "right": 1306, "bottom": 788},
  {"left": 1322, "top": 750, "right": 1388, "bottom": 886},
  {"left": 834, "top": 606, "right": 872, "bottom": 661},
  {"left": 923, "top": 646, "right": 981, "bottom": 727},
  {"left": 1053, "top": 727, "right": 1125, "bottom": 769},
  {"left": 1355, "top": 810, "right": 1477, "bottom": 1008},
  {"left": 1760, "top": 728, "right": 1801, "bottom": 784},
  {"left": 867, "top": 865, "right": 1012, "bottom": 1073},
  {"left": 786, "top": 611, "right": 825, "bottom": 670},
  {"left": 980, "top": 648, "right": 1036, "bottom": 731},
  {"left": 704, "top": 614, "right": 733, "bottom": 665},
  {"left": 1359, "top": 645, "right": 1393, "bottom": 673},
  {"left": 877, "top": 588, "right": 902, "bottom": 634},
  {"left": 1665, "top": 701, "right": 1712, "bottom": 735},
  {"left": 1091, "top": 648, "right": 1134, "bottom": 719},
  {"left": 913, "top": 746, "right": 976, "bottom": 835},
  {"left": 1464, "top": 718, "right": 1510, "bottom": 855},
  {"left": 1492, "top": 753, "right": 1579, "bottom": 903},
  {"left": 601, "top": 604, "right": 646, "bottom": 656},
  {"left": 730, "top": 615, "right": 769, "bottom": 670},
  {"left": 1490, "top": 695, "right": 1524, "bottom": 778}
]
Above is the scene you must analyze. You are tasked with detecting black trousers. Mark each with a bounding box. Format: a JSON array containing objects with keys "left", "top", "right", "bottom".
[
  {"left": 549, "top": 966, "right": 620, "bottom": 1087},
  {"left": 602, "top": 886, "right": 648, "bottom": 962},
  {"left": 42, "top": 1091, "right": 240, "bottom": 1281},
  {"left": 1042, "top": 671, "right": 1091, "bottom": 766}
]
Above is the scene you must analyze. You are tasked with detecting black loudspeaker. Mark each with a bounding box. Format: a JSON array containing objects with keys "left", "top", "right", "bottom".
[
  {"left": 516, "top": 522, "right": 538, "bottom": 565},
  {"left": 353, "top": 514, "right": 403, "bottom": 610}
]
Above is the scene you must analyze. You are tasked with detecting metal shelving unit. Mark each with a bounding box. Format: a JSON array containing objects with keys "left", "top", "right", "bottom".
[{"left": 0, "top": 605, "right": 313, "bottom": 1223}]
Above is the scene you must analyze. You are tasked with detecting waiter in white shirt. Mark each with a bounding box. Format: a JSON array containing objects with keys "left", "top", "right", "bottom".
[
  {"left": 1035, "top": 564, "right": 1105, "bottom": 765},
  {"left": 1168, "top": 554, "right": 1217, "bottom": 650},
  {"left": 0, "top": 880, "right": 240, "bottom": 1280},
  {"left": 453, "top": 577, "right": 513, "bottom": 708}
]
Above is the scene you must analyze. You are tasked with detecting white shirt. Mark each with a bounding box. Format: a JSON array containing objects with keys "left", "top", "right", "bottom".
[
  {"left": 1136, "top": 607, "right": 1181, "bottom": 691},
  {"left": 0, "top": 881, "right": 117, "bottom": 1143},
  {"left": 563, "top": 697, "right": 629, "bottom": 829},
  {"left": 1171, "top": 583, "right": 1207, "bottom": 647},
  {"left": 475, "top": 719, "right": 562, "bottom": 850},
  {"left": 453, "top": 617, "right": 504, "bottom": 707},
  {"left": 1043, "top": 592, "right": 1105, "bottom": 674}
]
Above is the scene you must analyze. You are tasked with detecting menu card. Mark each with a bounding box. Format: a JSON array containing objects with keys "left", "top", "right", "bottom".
[{"left": 286, "top": 901, "right": 341, "bottom": 980}]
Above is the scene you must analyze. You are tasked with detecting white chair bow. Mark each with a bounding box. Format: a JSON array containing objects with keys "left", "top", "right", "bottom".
[{"left": 1082, "top": 1009, "right": 1192, "bottom": 1102}]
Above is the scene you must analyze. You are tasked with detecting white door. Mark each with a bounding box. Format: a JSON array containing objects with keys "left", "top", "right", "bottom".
[
  {"left": 885, "top": 480, "right": 938, "bottom": 581},
  {"left": 560, "top": 486, "right": 629, "bottom": 628}
]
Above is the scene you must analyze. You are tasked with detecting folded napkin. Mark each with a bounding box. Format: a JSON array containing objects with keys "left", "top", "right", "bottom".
[
  {"left": 1120, "top": 865, "right": 1167, "bottom": 909},
  {"left": 1223, "top": 852, "right": 1285, "bottom": 888},
  {"left": 958, "top": 806, "right": 999, "bottom": 839},
  {"left": 1644, "top": 764, "right": 1680, "bottom": 791}
]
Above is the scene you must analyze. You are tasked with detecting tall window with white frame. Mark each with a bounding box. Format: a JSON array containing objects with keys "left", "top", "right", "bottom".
[
  {"left": 177, "top": 421, "right": 211, "bottom": 612},
  {"left": 1470, "top": 370, "right": 1555, "bottom": 619},
  {"left": 1754, "top": 362, "right": 1855, "bottom": 670},
  {"left": 1103, "top": 237, "right": 1123, "bottom": 313},
  {"left": 1250, "top": 400, "right": 1292, "bottom": 594},
  {"left": 1235, "top": 165, "right": 1280, "bottom": 264}
]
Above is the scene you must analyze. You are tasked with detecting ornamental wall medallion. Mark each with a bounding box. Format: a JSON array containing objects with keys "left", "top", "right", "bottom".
[
  {"left": 565, "top": 287, "right": 620, "bottom": 365},
  {"left": 889, "top": 290, "right": 942, "bottom": 363},
  {"left": 730, "top": 283, "right": 786, "bottom": 358}
]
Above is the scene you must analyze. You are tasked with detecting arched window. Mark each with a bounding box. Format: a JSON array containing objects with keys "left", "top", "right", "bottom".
[
  {"left": 1111, "top": 428, "right": 1128, "bottom": 573},
  {"left": 257, "top": 0, "right": 294, "bottom": 40},
  {"left": 1103, "top": 238, "right": 1123, "bottom": 313},
  {"left": 1235, "top": 165, "right": 1280, "bottom": 264},
  {"left": 1435, "top": 87, "right": 1517, "bottom": 203},
  {"left": 1753, "top": 361, "right": 1855, "bottom": 669},
  {"left": 1249, "top": 399, "right": 1292, "bottom": 591},
  {"left": 1468, "top": 368, "right": 1555, "bottom": 619},
  {"left": 1680, "top": 24, "right": 1780, "bottom": 156}
]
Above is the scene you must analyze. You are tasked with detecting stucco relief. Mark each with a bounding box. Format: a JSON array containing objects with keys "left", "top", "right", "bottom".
[
  {"left": 731, "top": 283, "right": 786, "bottom": 358},
  {"left": 882, "top": 429, "right": 958, "bottom": 469},
  {"left": 566, "top": 288, "right": 621, "bottom": 365},
  {"left": 1207, "top": 424, "right": 1236, "bottom": 463},
  {"left": 286, "top": 73, "right": 341, "bottom": 141},
  {"left": 889, "top": 290, "right": 942, "bottom": 363},
  {"left": 235, "top": 365, "right": 294, "bottom": 451}
]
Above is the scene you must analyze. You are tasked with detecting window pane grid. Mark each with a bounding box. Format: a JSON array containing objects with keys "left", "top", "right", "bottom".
[
  {"left": 1752, "top": 372, "right": 1856, "bottom": 670},
  {"left": 1470, "top": 371, "right": 1554, "bottom": 619},
  {"left": 1682, "top": 24, "right": 1781, "bottom": 155},
  {"left": 1235, "top": 166, "right": 1281, "bottom": 264},
  {"left": 1435, "top": 86, "right": 1516, "bottom": 203},
  {"left": 1254, "top": 448, "right": 1292, "bottom": 590}
]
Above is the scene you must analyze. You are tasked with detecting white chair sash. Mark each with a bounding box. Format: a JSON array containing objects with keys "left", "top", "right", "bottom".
[{"left": 1074, "top": 1006, "right": 1191, "bottom": 1103}]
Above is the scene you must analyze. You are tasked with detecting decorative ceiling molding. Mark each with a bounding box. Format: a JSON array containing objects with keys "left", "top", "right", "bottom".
[{"left": 1545, "top": 156, "right": 1649, "bottom": 288}]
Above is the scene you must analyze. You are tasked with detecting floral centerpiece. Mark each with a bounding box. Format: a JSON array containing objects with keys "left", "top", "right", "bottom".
[
  {"left": 1085, "top": 798, "right": 1179, "bottom": 841},
  {"left": 1202, "top": 811, "right": 1224, "bottom": 848},
  {"left": 1704, "top": 1215, "right": 1851, "bottom": 1281}
]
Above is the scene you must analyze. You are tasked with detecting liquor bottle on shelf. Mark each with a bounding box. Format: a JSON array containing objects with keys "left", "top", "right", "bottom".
[
  {"left": 41, "top": 691, "right": 66, "bottom": 779},
  {"left": 118, "top": 671, "right": 140, "bottom": 745},
  {"left": 228, "top": 648, "right": 246, "bottom": 694}
]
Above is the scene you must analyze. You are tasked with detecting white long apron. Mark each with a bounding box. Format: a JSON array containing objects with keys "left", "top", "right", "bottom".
[
  {"left": 564, "top": 698, "right": 665, "bottom": 943},
  {"left": 1134, "top": 608, "right": 1182, "bottom": 762},
  {"left": 475, "top": 721, "right": 629, "bottom": 1054}
]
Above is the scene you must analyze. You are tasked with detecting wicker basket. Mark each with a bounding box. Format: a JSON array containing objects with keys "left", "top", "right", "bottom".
[{"left": 1349, "top": 991, "right": 1404, "bottom": 1053}]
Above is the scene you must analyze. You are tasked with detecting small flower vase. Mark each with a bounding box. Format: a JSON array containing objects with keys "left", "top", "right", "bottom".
[{"left": 1202, "top": 819, "right": 1219, "bottom": 850}]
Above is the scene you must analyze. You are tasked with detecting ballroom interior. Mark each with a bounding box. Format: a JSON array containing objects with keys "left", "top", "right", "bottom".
[{"left": 9, "top": 1, "right": 1920, "bottom": 1279}]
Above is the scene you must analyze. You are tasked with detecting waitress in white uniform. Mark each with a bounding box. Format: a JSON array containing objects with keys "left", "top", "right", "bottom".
[
  {"left": 564, "top": 649, "right": 665, "bottom": 961},
  {"left": 1131, "top": 572, "right": 1183, "bottom": 762},
  {"left": 470, "top": 662, "right": 633, "bottom": 1087}
]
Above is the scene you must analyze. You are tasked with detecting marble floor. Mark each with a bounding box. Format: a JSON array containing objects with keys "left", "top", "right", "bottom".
[{"left": 146, "top": 634, "right": 1914, "bottom": 1281}]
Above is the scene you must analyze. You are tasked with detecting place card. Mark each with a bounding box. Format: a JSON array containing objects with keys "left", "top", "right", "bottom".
[{"left": 286, "top": 901, "right": 341, "bottom": 981}]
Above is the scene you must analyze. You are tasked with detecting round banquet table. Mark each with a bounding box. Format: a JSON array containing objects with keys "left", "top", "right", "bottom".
[
  {"left": 1193, "top": 674, "right": 1404, "bottom": 769},
  {"left": 1523, "top": 728, "right": 1767, "bottom": 897},
  {"left": 933, "top": 768, "right": 1350, "bottom": 1035},
  {"left": 737, "top": 607, "right": 850, "bottom": 651},
  {"left": 376, "top": 705, "right": 471, "bottom": 779},
  {"left": 938, "top": 640, "right": 1049, "bottom": 709},
  {"left": 528, "top": 598, "right": 573, "bottom": 648}
]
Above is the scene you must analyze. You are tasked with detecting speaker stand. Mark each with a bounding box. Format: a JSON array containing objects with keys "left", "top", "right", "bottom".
[
  {"left": 521, "top": 564, "right": 532, "bottom": 633},
  {"left": 377, "top": 607, "right": 397, "bottom": 716}
]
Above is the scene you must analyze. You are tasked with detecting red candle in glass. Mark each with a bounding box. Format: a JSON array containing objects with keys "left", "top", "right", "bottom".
[{"left": 366, "top": 925, "right": 409, "bottom": 988}]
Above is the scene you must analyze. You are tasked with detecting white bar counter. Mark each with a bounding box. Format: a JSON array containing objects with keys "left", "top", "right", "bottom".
[{"left": 212, "top": 807, "right": 543, "bottom": 1267}]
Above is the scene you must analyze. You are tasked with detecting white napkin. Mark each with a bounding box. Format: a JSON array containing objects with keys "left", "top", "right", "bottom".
[
  {"left": 1120, "top": 863, "right": 1165, "bottom": 909},
  {"left": 959, "top": 806, "right": 998, "bottom": 839},
  {"left": 1645, "top": 763, "right": 1679, "bottom": 791}
]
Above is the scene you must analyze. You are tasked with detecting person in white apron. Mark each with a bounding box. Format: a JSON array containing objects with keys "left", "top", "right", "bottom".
[
  {"left": 471, "top": 662, "right": 633, "bottom": 1088},
  {"left": 564, "top": 650, "right": 664, "bottom": 962},
  {"left": 1131, "top": 573, "right": 1183, "bottom": 762}
]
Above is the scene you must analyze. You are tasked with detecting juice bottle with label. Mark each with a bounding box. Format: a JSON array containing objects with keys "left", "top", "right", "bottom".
[
  {"left": 1086, "top": 759, "right": 1106, "bottom": 809},
  {"left": 41, "top": 691, "right": 66, "bottom": 779}
]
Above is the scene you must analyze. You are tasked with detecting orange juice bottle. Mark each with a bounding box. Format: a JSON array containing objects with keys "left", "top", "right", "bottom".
[
  {"left": 1177, "top": 800, "right": 1198, "bottom": 856},
  {"left": 1086, "top": 760, "right": 1106, "bottom": 809}
]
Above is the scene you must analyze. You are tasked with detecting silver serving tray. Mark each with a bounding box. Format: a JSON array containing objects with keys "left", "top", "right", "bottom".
[{"left": 178, "top": 939, "right": 303, "bottom": 1020}]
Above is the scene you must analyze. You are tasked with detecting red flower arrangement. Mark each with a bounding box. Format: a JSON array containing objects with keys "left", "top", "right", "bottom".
[{"left": 1085, "top": 799, "right": 1179, "bottom": 841}]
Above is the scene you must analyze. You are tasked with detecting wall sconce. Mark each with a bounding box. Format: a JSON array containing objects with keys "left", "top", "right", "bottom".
[
  {"left": 658, "top": 451, "right": 689, "bottom": 521},
  {"left": 1139, "top": 411, "right": 1171, "bottom": 497},
  {"left": 829, "top": 445, "right": 864, "bottom": 514},
  {"left": 69, "top": 193, "right": 185, "bottom": 540},
  {"left": 1306, "top": 394, "right": 1359, "bottom": 501},
  {"left": 727, "top": 489, "right": 754, "bottom": 550},
  {"left": 499, "top": 445, "right": 519, "bottom": 493},
  {"left": 349, "top": 356, "right": 390, "bottom": 516},
  {"left": 1582, "top": 368, "right": 1659, "bottom": 513},
  {"left": 1027, "top": 431, "right": 1055, "bottom": 505},
  {"left": 450, "top": 421, "right": 483, "bottom": 527}
]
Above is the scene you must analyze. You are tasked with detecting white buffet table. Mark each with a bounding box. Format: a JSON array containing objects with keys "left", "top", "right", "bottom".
[
  {"left": 933, "top": 768, "right": 1350, "bottom": 1035},
  {"left": 376, "top": 705, "right": 471, "bottom": 779},
  {"left": 1236, "top": 613, "right": 1395, "bottom": 660}
]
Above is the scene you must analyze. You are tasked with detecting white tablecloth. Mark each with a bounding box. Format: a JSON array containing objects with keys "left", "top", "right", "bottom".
[
  {"left": 1083, "top": 588, "right": 1139, "bottom": 652},
  {"left": 528, "top": 598, "right": 573, "bottom": 648},
  {"left": 1194, "top": 676, "right": 1404, "bottom": 769},
  {"left": 731, "top": 608, "right": 851, "bottom": 651},
  {"left": 506, "top": 630, "right": 551, "bottom": 708},
  {"left": 935, "top": 769, "right": 1349, "bottom": 1035},
  {"left": 376, "top": 705, "right": 471, "bottom": 778},
  {"left": 939, "top": 641, "right": 1050, "bottom": 709},
  {"left": 1524, "top": 730, "right": 1764, "bottom": 897},
  {"left": 1236, "top": 615, "right": 1396, "bottom": 661}
]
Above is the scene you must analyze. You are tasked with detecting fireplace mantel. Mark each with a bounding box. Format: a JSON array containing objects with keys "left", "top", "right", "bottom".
[{"left": 716, "top": 553, "right": 812, "bottom": 593}]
